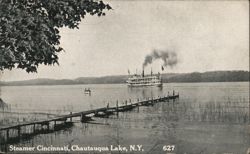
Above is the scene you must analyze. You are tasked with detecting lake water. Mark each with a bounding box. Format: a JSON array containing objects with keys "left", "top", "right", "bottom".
[{"left": 0, "top": 82, "right": 249, "bottom": 153}]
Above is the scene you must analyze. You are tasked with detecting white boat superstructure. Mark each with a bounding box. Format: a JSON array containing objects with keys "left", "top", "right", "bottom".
[{"left": 126, "top": 69, "right": 163, "bottom": 87}]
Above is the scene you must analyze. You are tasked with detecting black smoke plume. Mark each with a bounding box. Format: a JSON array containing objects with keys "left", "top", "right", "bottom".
[{"left": 143, "top": 49, "right": 178, "bottom": 69}]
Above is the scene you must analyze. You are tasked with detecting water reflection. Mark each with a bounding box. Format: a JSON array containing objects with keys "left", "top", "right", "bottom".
[{"left": 127, "top": 86, "right": 163, "bottom": 98}]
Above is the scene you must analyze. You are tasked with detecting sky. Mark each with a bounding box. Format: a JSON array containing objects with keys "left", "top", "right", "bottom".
[{"left": 1, "top": 1, "right": 249, "bottom": 81}]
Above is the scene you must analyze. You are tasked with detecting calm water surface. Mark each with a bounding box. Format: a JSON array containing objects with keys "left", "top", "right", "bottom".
[{"left": 0, "top": 82, "right": 249, "bottom": 153}]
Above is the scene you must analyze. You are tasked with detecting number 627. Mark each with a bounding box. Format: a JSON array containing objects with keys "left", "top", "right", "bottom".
[{"left": 163, "top": 145, "right": 175, "bottom": 152}]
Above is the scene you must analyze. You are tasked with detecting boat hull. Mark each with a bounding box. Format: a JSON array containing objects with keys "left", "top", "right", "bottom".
[{"left": 127, "top": 83, "right": 162, "bottom": 87}]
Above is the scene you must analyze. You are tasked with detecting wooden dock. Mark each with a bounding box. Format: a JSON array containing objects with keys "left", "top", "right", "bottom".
[{"left": 0, "top": 92, "right": 179, "bottom": 144}]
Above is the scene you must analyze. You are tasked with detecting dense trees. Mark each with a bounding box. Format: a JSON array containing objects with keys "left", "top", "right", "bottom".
[{"left": 0, "top": 0, "right": 111, "bottom": 72}]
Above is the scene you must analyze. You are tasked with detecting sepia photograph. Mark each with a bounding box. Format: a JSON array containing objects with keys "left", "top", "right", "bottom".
[{"left": 0, "top": 0, "right": 249, "bottom": 153}]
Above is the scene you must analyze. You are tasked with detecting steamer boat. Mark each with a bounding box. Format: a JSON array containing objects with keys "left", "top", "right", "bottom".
[{"left": 126, "top": 69, "right": 162, "bottom": 87}]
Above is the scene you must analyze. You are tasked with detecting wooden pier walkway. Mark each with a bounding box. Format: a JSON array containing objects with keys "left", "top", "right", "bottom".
[{"left": 0, "top": 93, "right": 179, "bottom": 143}]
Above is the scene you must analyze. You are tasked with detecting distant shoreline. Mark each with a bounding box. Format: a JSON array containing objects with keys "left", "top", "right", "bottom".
[
  {"left": 0, "top": 70, "right": 249, "bottom": 86},
  {"left": 0, "top": 81, "right": 249, "bottom": 87}
]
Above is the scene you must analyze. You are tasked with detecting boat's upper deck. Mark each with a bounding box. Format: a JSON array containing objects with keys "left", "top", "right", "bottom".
[{"left": 127, "top": 75, "right": 161, "bottom": 82}]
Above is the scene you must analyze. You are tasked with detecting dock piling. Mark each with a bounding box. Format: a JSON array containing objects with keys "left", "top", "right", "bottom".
[
  {"left": 70, "top": 112, "right": 72, "bottom": 122},
  {"left": 80, "top": 113, "right": 85, "bottom": 122},
  {"left": 46, "top": 123, "right": 49, "bottom": 131},
  {"left": 33, "top": 124, "right": 35, "bottom": 133},
  {"left": 6, "top": 130, "right": 9, "bottom": 140},
  {"left": 17, "top": 126, "right": 21, "bottom": 138},
  {"left": 54, "top": 121, "right": 56, "bottom": 130},
  {"left": 116, "top": 100, "right": 119, "bottom": 116}
]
